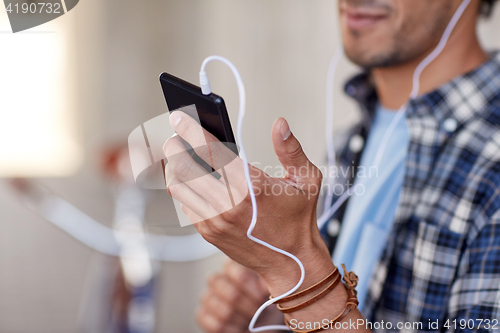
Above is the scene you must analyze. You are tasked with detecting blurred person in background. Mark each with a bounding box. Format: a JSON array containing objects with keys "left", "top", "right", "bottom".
[{"left": 163, "top": 0, "right": 500, "bottom": 332}]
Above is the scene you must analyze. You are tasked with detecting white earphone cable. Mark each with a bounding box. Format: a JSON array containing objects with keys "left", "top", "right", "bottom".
[
  {"left": 321, "top": 46, "right": 345, "bottom": 220},
  {"left": 372, "top": 0, "right": 471, "bottom": 167},
  {"left": 198, "top": 2, "right": 471, "bottom": 329},
  {"left": 200, "top": 56, "right": 304, "bottom": 332},
  {"left": 318, "top": 0, "right": 471, "bottom": 230}
]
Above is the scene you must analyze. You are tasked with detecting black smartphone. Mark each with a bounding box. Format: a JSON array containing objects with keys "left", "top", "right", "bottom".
[{"left": 159, "top": 72, "right": 238, "bottom": 174}]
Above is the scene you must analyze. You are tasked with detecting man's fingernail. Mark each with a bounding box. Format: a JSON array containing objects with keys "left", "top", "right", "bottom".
[
  {"left": 170, "top": 112, "right": 182, "bottom": 127},
  {"left": 280, "top": 118, "right": 292, "bottom": 141},
  {"left": 162, "top": 133, "right": 178, "bottom": 153}
]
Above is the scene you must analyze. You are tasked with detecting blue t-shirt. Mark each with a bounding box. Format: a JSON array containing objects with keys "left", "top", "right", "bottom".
[{"left": 332, "top": 104, "right": 409, "bottom": 311}]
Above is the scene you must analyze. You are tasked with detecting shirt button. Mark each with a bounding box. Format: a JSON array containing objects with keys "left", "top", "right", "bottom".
[
  {"left": 443, "top": 118, "right": 458, "bottom": 132},
  {"left": 327, "top": 219, "right": 340, "bottom": 237},
  {"left": 349, "top": 134, "right": 364, "bottom": 153}
]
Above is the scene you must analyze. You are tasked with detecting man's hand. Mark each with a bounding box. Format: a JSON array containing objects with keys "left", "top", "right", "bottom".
[
  {"left": 163, "top": 112, "right": 367, "bottom": 332},
  {"left": 196, "top": 260, "right": 282, "bottom": 333},
  {"left": 163, "top": 111, "right": 334, "bottom": 296}
]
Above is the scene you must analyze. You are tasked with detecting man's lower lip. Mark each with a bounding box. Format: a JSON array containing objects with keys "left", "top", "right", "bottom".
[{"left": 345, "top": 14, "right": 387, "bottom": 30}]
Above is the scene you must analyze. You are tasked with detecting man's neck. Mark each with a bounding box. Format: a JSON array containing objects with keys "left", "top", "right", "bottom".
[{"left": 372, "top": 17, "right": 488, "bottom": 110}]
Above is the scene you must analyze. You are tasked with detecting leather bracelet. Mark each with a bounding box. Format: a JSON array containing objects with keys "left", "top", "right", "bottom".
[
  {"left": 277, "top": 270, "right": 341, "bottom": 313},
  {"left": 270, "top": 267, "right": 339, "bottom": 304},
  {"left": 284, "top": 264, "right": 359, "bottom": 333}
]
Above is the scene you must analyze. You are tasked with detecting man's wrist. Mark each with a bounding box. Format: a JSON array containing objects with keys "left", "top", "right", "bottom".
[{"left": 260, "top": 243, "right": 335, "bottom": 297}]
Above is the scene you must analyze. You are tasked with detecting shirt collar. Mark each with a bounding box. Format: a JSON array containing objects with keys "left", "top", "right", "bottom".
[{"left": 344, "top": 51, "right": 500, "bottom": 129}]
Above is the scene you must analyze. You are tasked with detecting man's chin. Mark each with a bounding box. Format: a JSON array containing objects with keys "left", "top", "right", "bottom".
[
  {"left": 343, "top": 48, "right": 376, "bottom": 68},
  {"left": 343, "top": 44, "right": 402, "bottom": 69}
]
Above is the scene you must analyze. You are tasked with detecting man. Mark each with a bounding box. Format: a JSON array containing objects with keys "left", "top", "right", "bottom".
[{"left": 163, "top": 0, "right": 500, "bottom": 332}]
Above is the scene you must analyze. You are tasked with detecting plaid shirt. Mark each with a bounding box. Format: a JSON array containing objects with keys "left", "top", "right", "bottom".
[{"left": 324, "top": 51, "right": 500, "bottom": 332}]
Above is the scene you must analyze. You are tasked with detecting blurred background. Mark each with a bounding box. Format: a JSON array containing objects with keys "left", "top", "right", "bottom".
[{"left": 0, "top": 1, "right": 499, "bottom": 332}]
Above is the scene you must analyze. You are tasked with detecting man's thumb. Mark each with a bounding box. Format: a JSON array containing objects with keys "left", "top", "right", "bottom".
[{"left": 272, "top": 118, "right": 321, "bottom": 183}]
